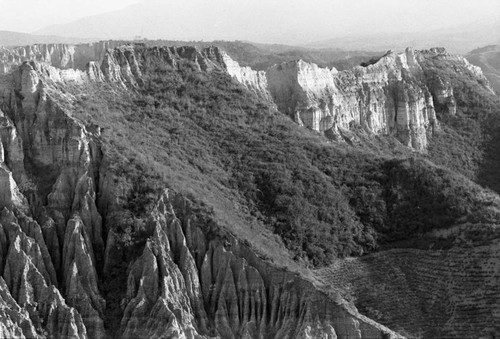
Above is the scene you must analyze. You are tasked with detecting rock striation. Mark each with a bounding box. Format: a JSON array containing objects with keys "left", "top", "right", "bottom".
[
  {"left": 3, "top": 43, "right": 493, "bottom": 152},
  {"left": 208, "top": 48, "right": 274, "bottom": 102},
  {"left": 116, "top": 190, "right": 400, "bottom": 339},
  {"left": 0, "top": 42, "right": 496, "bottom": 338},
  {"left": 265, "top": 49, "right": 440, "bottom": 150},
  {"left": 0, "top": 41, "right": 122, "bottom": 74},
  {"left": 0, "top": 53, "right": 105, "bottom": 338},
  {"left": 0, "top": 45, "right": 405, "bottom": 338},
  {"left": 220, "top": 47, "right": 493, "bottom": 151}
]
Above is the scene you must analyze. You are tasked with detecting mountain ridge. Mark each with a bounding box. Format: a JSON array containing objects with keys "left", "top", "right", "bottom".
[
  {"left": 0, "top": 41, "right": 499, "bottom": 337},
  {"left": 32, "top": 1, "right": 500, "bottom": 53},
  {"left": 305, "top": 17, "right": 500, "bottom": 54},
  {"left": 0, "top": 30, "right": 94, "bottom": 47}
]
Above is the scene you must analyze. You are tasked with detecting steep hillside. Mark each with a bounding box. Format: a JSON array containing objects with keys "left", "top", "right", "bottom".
[
  {"left": 0, "top": 42, "right": 499, "bottom": 338},
  {"left": 467, "top": 45, "right": 500, "bottom": 94}
]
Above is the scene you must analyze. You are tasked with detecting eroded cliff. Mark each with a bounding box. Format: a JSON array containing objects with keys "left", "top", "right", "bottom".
[
  {"left": 0, "top": 43, "right": 406, "bottom": 338},
  {"left": 0, "top": 41, "right": 499, "bottom": 338},
  {"left": 222, "top": 47, "right": 493, "bottom": 151},
  {"left": 2, "top": 42, "right": 493, "bottom": 152}
]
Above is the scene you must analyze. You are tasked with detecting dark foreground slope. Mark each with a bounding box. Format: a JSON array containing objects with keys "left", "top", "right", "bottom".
[{"left": 0, "top": 43, "right": 499, "bottom": 338}]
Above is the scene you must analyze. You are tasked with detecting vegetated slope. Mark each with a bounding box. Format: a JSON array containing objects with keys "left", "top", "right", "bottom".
[
  {"left": 1, "top": 42, "right": 500, "bottom": 338},
  {"left": 84, "top": 45, "right": 500, "bottom": 339},
  {"left": 70, "top": 45, "right": 500, "bottom": 266},
  {"left": 467, "top": 45, "right": 500, "bottom": 94},
  {"left": 0, "top": 47, "right": 401, "bottom": 338},
  {"left": 112, "top": 39, "right": 381, "bottom": 71},
  {"left": 209, "top": 41, "right": 381, "bottom": 71},
  {"left": 304, "top": 49, "right": 500, "bottom": 338},
  {"left": 420, "top": 51, "right": 500, "bottom": 192}
]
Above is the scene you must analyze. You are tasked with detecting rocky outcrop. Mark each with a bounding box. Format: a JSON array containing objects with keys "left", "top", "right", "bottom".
[
  {"left": 429, "top": 76, "right": 457, "bottom": 115},
  {"left": 0, "top": 276, "right": 39, "bottom": 339},
  {"left": 263, "top": 48, "right": 439, "bottom": 150},
  {"left": 0, "top": 209, "right": 88, "bottom": 338},
  {"left": 0, "top": 42, "right": 495, "bottom": 338},
  {"left": 204, "top": 47, "right": 273, "bottom": 102},
  {"left": 0, "top": 41, "right": 123, "bottom": 74},
  {"left": 0, "top": 52, "right": 105, "bottom": 338},
  {"left": 0, "top": 48, "right": 406, "bottom": 338},
  {"left": 2, "top": 43, "right": 494, "bottom": 152},
  {"left": 115, "top": 190, "right": 401, "bottom": 339},
  {"left": 220, "top": 47, "right": 493, "bottom": 152}
]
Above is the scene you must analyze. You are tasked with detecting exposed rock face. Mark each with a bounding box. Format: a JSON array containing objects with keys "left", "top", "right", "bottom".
[
  {"left": 3, "top": 43, "right": 491, "bottom": 152},
  {"left": 0, "top": 276, "right": 39, "bottom": 339},
  {"left": 0, "top": 42, "right": 495, "bottom": 338},
  {"left": 116, "top": 190, "right": 399, "bottom": 339},
  {"left": 0, "top": 53, "right": 105, "bottom": 338},
  {"left": 264, "top": 49, "right": 439, "bottom": 150},
  {"left": 0, "top": 209, "right": 88, "bottom": 338},
  {"left": 210, "top": 48, "right": 274, "bottom": 102},
  {"left": 0, "top": 46, "right": 404, "bottom": 338},
  {"left": 220, "top": 47, "right": 493, "bottom": 152},
  {"left": 0, "top": 41, "right": 123, "bottom": 74}
]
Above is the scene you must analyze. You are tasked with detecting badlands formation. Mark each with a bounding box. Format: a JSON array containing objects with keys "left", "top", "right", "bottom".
[
  {"left": 0, "top": 41, "right": 498, "bottom": 338},
  {"left": 2, "top": 43, "right": 491, "bottom": 151},
  {"left": 221, "top": 47, "right": 490, "bottom": 151}
]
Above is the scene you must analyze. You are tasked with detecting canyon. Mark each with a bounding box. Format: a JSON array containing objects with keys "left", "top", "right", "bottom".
[
  {"left": 0, "top": 41, "right": 498, "bottom": 338},
  {"left": 2, "top": 43, "right": 492, "bottom": 152}
]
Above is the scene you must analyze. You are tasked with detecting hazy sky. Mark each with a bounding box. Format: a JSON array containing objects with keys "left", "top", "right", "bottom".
[
  {"left": 0, "top": 0, "right": 141, "bottom": 32},
  {"left": 0, "top": 0, "right": 498, "bottom": 40}
]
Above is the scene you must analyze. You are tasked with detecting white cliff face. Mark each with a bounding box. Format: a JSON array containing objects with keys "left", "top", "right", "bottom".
[
  {"left": 116, "top": 190, "right": 402, "bottom": 339},
  {"left": 214, "top": 46, "right": 492, "bottom": 152},
  {"left": 0, "top": 111, "right": 27, "bottom": 211},
  {"left": 0, "top": 41, "right": 124, "bottom": 75},
  {"left": 218, "top": 51, "right": 273, "bottom": 102},
  {"left": 0, "top": 44, "right": 406, "bottom": 339},
  {"left": 0, "top": 42, "right": 495, "bottom": 338},
  {"left": 264, "top": 48, "right": 439, "bottom": 151},
  {"left": 3, "top": 43, "right": 487, "bottom": 152},
  {"left": 0, "top": 56, "right": 106, "bottom": 338}
]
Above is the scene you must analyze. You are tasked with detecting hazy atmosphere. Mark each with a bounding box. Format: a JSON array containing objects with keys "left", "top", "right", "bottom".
[{"left": 1, "top": 0, "right": 499, "bottom": 47}]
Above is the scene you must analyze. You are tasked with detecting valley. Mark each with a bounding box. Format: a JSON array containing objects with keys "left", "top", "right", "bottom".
[{"left": 0, "top": 40, "right": 499, "bottom": 338}]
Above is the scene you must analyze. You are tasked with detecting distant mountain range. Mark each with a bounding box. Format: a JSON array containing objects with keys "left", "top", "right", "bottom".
[
  {"left": 32, "top": 0, "right": 500, "bottom": 54},
  {"left": 306, "top": 18, "right": 500, "bottom": 54},
  {"left": 0, "top": 31, "right": 93, "bottom": 47}
]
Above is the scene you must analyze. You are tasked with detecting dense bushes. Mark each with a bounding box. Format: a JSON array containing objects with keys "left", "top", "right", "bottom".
[
  {"left": 72, "top": 52, "right": 500, "bottom": 266},
  {"left": 421, "top": 55, "right": 500, "bottom": 192}
]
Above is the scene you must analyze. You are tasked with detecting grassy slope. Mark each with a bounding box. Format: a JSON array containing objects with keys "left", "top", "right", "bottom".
[{"left": 67, "top": 49, "right": 500, "bottom": 268}]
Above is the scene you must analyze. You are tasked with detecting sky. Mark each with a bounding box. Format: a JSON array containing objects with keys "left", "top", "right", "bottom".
[
  {"left": 0, "top": 0, "right": 141, "bottom": 32},
  {"left": 0, "top": 0, "right": 498, "bottom": 42}
]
